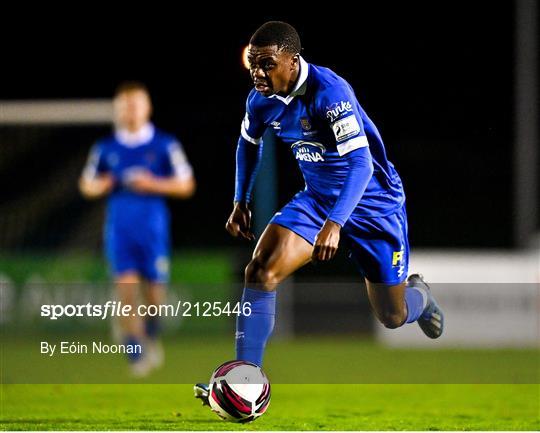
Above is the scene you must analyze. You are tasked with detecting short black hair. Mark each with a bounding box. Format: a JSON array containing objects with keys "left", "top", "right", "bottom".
[{"left": 250, "top": 21, "right": 301, "bottom": 54}]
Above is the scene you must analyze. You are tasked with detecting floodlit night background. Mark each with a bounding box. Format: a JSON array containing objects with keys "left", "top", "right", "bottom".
[{"left": 0, "top": 1, "right": 538, "bottom": 384}]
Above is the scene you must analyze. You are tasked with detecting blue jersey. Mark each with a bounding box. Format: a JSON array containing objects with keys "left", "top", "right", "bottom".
[
  {"left": 83, "top": 123, "right": 192, "bottom": 232},
  {"left": 240, "top": 57, "right": 404, "bottom": 218}
]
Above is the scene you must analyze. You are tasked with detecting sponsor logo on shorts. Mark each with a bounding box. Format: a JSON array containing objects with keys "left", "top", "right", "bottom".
[
  {"left": 392, "top": 248, "right": 405, "bottom": 278},
  {"left": 392, "top": 251, "right": 403, "bottom": 266}
]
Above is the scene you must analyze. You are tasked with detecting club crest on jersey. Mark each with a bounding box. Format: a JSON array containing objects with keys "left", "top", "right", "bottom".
[
  {"left": 326, "top": 101, "right": 353, "bottom": 122},
  {"left": 300, "top": 118, "right": 312, "bottom": 130},
  {"left": 291, "top": 141, "right": 326, "bottom": 162}
]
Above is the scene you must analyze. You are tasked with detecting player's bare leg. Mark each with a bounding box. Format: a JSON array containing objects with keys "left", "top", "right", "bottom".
[
  {"left": 365, "top": 280, "right": 407, "bottom": 328},
  {"left": 245, "top": 223, "right": 314, "bottom": 290},
  {"left": 366, "top": 275, "right": 444, "bottom": 337}
]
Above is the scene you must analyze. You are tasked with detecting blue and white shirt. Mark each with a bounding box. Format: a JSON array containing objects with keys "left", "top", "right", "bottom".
[
  {"left": 237, "top": 57, "right": 405, "bottom": 220},
  {"left": 83, "top": 123, "right": 193, "bottom": 233}
]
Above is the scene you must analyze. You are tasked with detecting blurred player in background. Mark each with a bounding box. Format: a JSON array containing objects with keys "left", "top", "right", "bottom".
[
  {"left": 196, "top": 20, "right": 444, "bottom": 403},
  {"left": 80, "top": 81, "right": 196, "bottom": 376}
]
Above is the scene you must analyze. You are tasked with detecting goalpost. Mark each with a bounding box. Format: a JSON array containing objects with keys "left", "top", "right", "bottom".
[{"left": 1, "top": 99, "right": 112, "bottom": 125}]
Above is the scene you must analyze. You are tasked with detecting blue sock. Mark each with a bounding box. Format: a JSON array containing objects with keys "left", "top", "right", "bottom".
[
  {"left": 405, "top": 285, "right": 428, "bottom": 323},
  {"left": 145, "top": 316, "right": 160, "bottom": 340},
  {"left": 235, "top": 287, "right": 276, "bottom": 366},
  {"left": 124, "top": 335, "right": 143, "bottom": 362}
]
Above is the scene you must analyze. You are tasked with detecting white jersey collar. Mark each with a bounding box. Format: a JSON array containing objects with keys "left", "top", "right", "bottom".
[
  {"left": 269, "top": 56, "right": 309, "bottom": 105},
  {"left": 115, "top": 123, "right": 155, "bottom": 147}
]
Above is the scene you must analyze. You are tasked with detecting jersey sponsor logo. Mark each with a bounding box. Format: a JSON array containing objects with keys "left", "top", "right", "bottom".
[
  {"left": 326, "top": 100, "right": 353, "bottom": 122},
  {"left": 291, "top": 140, "right": 326, "bottom": 162},
  {"left": 332, "top": 115, "right": 361, "bottom": 142}
]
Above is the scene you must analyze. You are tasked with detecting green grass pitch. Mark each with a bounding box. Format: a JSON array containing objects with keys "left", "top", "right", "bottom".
[
  {"left": 2, "top": 336, "right": 539, "bottom": 430},
  {"left": 2, "top": 384, "right": 538, "bottom": 430}
]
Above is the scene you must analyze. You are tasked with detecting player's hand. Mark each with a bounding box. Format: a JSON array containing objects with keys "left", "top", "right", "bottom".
[
  {"left": 225, "top": 202, "right": 255, "bottom": 241},
  {"left": 125, "top": 170, "right": 159, "bottom": 194},
  {"left": 312, "top": 220, "right": 341, "bottom": 262},
  {"left": 79, "top": 174, "right": 115, "bottom": 199}
]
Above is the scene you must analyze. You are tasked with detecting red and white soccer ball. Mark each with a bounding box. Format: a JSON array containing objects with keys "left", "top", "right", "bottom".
[{"left": 208, "top": 360, "right": 271, "bottom": 423}]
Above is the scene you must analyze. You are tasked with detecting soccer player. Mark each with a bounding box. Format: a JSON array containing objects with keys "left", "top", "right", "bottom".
[
  {"left": 195, "top": 21, "right": 444, "bottom": 403},
  {"left": 80, "top": 81, "right": 196, "bottom": 376}
]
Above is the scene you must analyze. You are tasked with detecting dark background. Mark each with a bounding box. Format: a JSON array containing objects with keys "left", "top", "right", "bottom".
[{"left": 1, "top": 3, "right": 534, "bottom": 253}]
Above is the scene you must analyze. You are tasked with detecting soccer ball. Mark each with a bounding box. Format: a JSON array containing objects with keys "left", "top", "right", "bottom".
[{"left": 208, "top": 360, "right": 271, "bottom": 423}]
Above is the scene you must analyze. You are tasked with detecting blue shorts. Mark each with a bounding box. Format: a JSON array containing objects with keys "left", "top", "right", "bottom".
[
  {"left": 105, "top": 224, "right": 170, "bottom": 283},
  {"left": 270, "top": 191, "right": 409, "bottom": 285}
]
